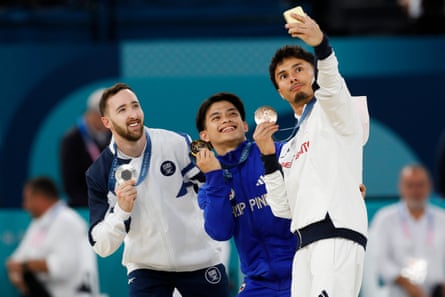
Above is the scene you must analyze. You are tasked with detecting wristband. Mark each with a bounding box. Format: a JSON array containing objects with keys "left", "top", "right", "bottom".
[
  {"left": 314, "top": 34, "right": 332, "bottom": 60},
  {"left": 261, "top": 153, "right": 282, "bottom": 175}
]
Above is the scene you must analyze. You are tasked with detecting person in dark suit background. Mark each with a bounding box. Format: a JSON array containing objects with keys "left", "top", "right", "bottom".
[{"left": 60, "top": 88, "right": 111, "bottom": 207}]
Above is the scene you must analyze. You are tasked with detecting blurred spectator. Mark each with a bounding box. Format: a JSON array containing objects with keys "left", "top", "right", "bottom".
[
  {"left": 417, "top": 0, "right": 445, "bottom": 33},
  {"left": 363, "top": 164, "right": 445, "bottom": 297},
  {"left": 398, "top": 0, "right": 445, "bottom": 34},
  {"left": 398, "top": 0, "right": 423, "bottom": 19},
  {"left": 435, "top": 130, "right": 445, "bottom": 198},
  {"left": 60, "top": 88, "right": 111, "bottom": 208},
  {"left": 5, "top": 176, "right": 100, "bottom": 297}
]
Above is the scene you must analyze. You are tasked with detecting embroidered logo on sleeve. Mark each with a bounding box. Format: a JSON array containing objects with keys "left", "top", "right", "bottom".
[{"left": 160, "top": 161, "right": 176, "bottom": 176}]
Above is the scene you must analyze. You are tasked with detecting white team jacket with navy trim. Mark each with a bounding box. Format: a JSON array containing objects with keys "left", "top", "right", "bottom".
[
  {"left": 86, "top": 127, "right": 221, "bottom": 274},
  {"left": 264, "top": 52, "right": 368, "bottom": 237}
]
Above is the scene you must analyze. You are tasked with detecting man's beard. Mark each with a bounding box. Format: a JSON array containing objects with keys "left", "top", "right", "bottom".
[
  {"left": 294, "top": 91, "right": 311, "bottom": 105},
  {"left": 112, "top": 120, "right": 144, "bottom": 142}
]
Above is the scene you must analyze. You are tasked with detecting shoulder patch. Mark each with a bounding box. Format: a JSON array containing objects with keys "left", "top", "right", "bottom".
[{"left": 160, "top": 161, "right": 176, "bottom": 176}]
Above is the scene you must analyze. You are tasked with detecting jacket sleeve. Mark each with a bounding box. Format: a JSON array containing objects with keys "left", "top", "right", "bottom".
[
  {"left": 260, "top": 146, "right": 292, "bottom": 219},
  {"left": 351, "top": 96, "right": 370, "bottom": 145},
  {"left": 198, "top": 170, "right": 235, "bottom": 241},
  {"left": 315, "top": 36, "right": 362, "bottom": 139},
  {"left": 90, "top": 203, "right": 130, "bottom": 258},
  {"left": 263, "top": 170, "right": 292, "bottom": 219},
  {"left": 86, "top": 161, "right": 130, "bottom": 258}
]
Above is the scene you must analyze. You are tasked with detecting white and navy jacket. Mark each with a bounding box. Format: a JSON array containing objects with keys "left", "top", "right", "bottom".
[
  {"left": 86, "top": 127, "right": 222, "bottom": 274},
  {"left": 264, "top": 39, "right": 368, "bottom": 246}
]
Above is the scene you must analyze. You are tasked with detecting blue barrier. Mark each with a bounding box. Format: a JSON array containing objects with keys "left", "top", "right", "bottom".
[{"left": 2, "top": 199, "right": 443, "bottom": 297}]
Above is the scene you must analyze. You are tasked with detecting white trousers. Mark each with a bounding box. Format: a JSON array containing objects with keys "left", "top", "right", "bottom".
[{"left": 291, "top": 238, "right": 365, "bottom": 297}]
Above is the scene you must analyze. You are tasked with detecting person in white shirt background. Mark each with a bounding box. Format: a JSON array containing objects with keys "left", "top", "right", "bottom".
[
  {"left": 5, "top": 176, "right": 99, "bottom": 297},
  {"left": 363, "top": 164, "right": 445, "bottom": 297}
]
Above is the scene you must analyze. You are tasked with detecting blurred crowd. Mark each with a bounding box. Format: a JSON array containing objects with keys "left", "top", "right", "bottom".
[{"left": 0, "top": 0, "right": 444, "bottom": 37}]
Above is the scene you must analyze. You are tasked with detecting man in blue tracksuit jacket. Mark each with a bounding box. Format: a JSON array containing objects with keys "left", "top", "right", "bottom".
[{"left": 194, "top": 92, "right": 297, "bottom": 297}]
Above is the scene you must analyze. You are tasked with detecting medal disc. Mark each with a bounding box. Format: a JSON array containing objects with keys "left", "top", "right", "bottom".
[
  {"left": 254, "top": 106, "right": 277, "bottom": 124},
  {"left": 190, "top": 140, "right": 212, "bottom": 156},
  {"left": 115, "top": 164, "right": 137, "bottom": 184}
]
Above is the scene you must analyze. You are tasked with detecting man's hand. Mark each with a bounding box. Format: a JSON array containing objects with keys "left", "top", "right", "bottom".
[
  {"left": 359, "top": 184, "right": 366, "bottom": 199},
  {"left": 395, "top": 276, "right": 427, "bottom": 297},
  {"left": 253, "top": 122, "right": 279, "bottom": 155},
  {"left": 284, "top": 13, "right": 324, "bottom": 47},
  {"left": 115, "top": 180, "right": 137, "bottom": 212},
  {"left": 195, "top": 148, "right": 221, "bottom": 174},
  {"left": 6, "top": 260, "right": 28, "bottom": 294}
]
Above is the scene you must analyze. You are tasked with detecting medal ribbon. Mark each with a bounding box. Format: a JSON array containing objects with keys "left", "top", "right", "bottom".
[
  {"left": 399, "top": 203, "right": 434, "bottom": 246},
  {"left": 280, "top": 98, "right": 316, "bottom": 142},
  {"left": 220, "top": 141, "right": 252, "bottom": 180},
  {"left": 108, "top": 131, "right": 151, "bottom": 193}
]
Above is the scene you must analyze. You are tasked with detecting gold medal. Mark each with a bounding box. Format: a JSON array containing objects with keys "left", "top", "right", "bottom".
[{"left": 190, "top": 140, "right": 212, "bottom": 157}]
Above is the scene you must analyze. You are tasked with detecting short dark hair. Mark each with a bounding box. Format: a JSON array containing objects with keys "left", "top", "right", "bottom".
[
  {"left": 25, "top": 176, "right": 59, "bottom": 200},
  {"left": 196, "top": 92, "right": 246, "bottom": 132},
  {"left": 269, "top": 45, "right": 315, "bottom": 89},
  {"left": 100, "top": 82, "right": 133, "bottom": 116}
]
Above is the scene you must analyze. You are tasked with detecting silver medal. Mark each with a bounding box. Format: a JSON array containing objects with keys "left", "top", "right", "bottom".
[{"left": 115, "top": 164, "right": 137, "bottom": 185}]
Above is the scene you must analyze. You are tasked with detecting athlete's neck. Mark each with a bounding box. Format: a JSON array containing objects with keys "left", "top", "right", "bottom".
[
  {"left": 293, "top": 105, "right": 304, "bottom": 117},
  {"left": 213, "top": 138, "right": 246, "bottom": 156},
  {"left": 290, "top": 97, "right": 312, "bottom": 116},
  {"left": 115, "top": 133, "right": 146, "bottom": 158}
]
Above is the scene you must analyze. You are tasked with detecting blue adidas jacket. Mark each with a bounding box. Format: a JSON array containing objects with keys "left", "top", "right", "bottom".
[{"left": 198, "top": 140, "right": 298, "bottom": 290}]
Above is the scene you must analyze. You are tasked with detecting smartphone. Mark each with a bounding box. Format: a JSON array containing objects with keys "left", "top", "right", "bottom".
[{"left": 283, "top": 6, "right": 305, "bottom": 24}]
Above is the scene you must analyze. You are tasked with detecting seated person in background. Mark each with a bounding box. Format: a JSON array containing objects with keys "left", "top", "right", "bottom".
[
  {"left": 365, "top": 164, "right": 445, "bottom": 297},
  {"left": 6, "top": 176, "right": 99, "bottom": 297},
  {"left": 60, "top": 88, "right": 111, "bottom": 207}
]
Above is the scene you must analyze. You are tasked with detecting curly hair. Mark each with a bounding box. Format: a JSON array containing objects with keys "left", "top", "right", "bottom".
[{"left": 268, "top": 45, "right": 315, "bottom": 89}]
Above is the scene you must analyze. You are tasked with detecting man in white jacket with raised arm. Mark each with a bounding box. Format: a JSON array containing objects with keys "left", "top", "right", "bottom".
[{"left": 254, "top": 12, "right": 368, "bottom": 297}]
